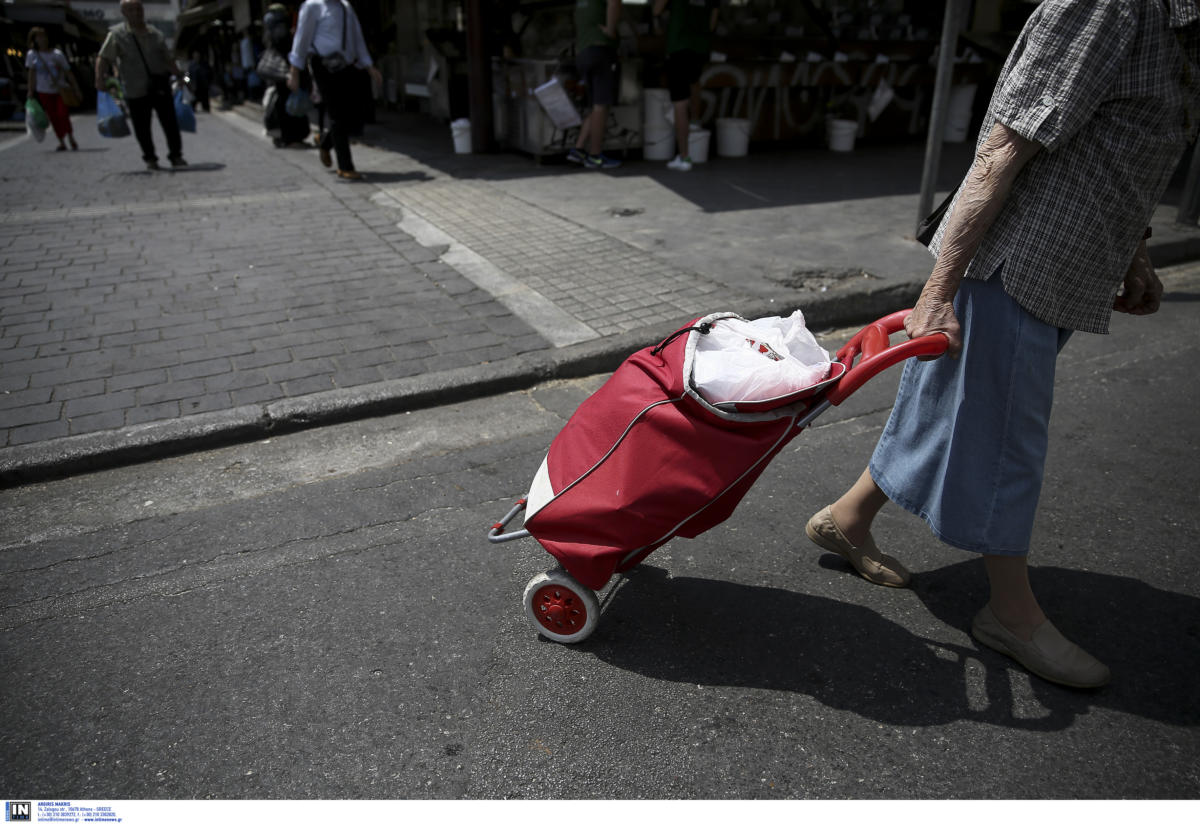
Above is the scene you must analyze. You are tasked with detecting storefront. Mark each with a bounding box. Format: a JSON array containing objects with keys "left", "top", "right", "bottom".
[
  {"left": 1, "top": 0, "right": 109, "bottom": 108},
  {"left": 479, "top": 1, "right": 1015, "bottom": 164}
]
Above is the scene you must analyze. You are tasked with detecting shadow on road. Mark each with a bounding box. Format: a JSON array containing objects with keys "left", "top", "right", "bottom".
[
  {"left": 586, "top": 561, "right": 1200, "bottom": 731},
  {"left": 115, "top": 162, "right": 226, "bottom": 176},
  {"left": 360, "top": 170, "right": 435, "bottom": 184},
  {"left": 167, "top": 162, "right": 225, "bottom": 173}
]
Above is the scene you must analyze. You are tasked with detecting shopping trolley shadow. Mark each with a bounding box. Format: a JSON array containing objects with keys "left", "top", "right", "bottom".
[{"left": 574, "top": 561, "right": 1200, "bottom": 730}]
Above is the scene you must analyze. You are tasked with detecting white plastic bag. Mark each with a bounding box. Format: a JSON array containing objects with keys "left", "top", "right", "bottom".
[
  {"left": 692, "top": 311, "right": 832, "bottom": 405},
  {"left": 25, "top": 102, "right": 47, "bottom": 143},
  {"left": 533, "top": 77, "right": 582, "bottom": 130}
]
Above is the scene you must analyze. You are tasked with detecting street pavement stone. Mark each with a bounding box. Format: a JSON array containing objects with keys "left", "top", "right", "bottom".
[
  {"left": 3, "top": 109, "right": 654, "bottom": 453},
  {"left": 5, "top": 103, "right": 1199, "bottom": 481},
  {"left": 375, "top": 178, "right": 721, "bottom": 336}
]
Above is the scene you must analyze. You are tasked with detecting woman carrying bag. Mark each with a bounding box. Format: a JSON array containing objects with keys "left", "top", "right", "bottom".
[{"left": 25, "top": 27, "right": 81, "bottom": 151}]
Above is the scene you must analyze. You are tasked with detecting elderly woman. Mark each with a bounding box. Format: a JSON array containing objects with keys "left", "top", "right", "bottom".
[
  {"left": 805, "top": 0, "right": 1200, "bottom": 690},
  {"left": 25, "top": 27, "right": 81, "bottom": 151}
]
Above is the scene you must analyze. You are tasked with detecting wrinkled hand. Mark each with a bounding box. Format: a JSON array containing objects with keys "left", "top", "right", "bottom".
[
  {"left": 1113, "top": 243, "right": 1162, "bottom": 316},
  {"left": 904, "top": 288, "right": 962, "bottom": 360}
]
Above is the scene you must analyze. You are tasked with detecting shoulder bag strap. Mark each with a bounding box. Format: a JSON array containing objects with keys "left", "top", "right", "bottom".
[
  {"left": 128, "top": 26, "right": 157, "bottom": 78},
  {"left": 44, "top": 52, "right": 68, "bottom": 87}
]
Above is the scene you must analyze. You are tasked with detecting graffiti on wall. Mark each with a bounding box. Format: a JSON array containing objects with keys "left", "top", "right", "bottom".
[{"left": 694, "top": 60, "right": 935, "bottom": 141}]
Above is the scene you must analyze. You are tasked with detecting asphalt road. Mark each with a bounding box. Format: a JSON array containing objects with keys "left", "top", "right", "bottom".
[{"left": 2, "top": 265, "right": 1199, "bottom": 800}]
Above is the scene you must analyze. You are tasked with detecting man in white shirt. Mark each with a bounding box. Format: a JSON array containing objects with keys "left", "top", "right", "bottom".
[{"left": 287, "top": 0, "right": 382, "bottom": 180}]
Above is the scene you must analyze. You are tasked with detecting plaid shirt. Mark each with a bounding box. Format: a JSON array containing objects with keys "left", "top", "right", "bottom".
[{"left": 930, "top": 0, "right": 1200, "bottom": 333}]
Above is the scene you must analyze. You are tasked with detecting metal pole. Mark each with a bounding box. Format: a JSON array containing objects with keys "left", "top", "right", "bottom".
[
  {"left": 464, "top": 0, "right": 494, "bottom": 153},
  {"left": 1176, "top": 139, "right": 1200, "bottom": 225},
  {"left": 917, "top": 0, "right": 965, "bottom": 235}
]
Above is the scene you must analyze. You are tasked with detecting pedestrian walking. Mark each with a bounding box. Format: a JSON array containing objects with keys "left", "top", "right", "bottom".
[
  {"left": 805, "top": 0, "right": 1200, "bottom": 690},
  {"left": 287, "top": 0, "right": 382, "bottom": 181},
  {"left": 240, "top": 29, "right": 259, "bottom": 100},
  {"left": 186, "top": 51, "right": 213, "bottom": 113},
  {"left": 567, "top": 0, "right": 623, "bottom": 171},
  {"left": 261, "top": 3, "right": 310, "bottom": 148},
  {"left": 653, "top": 0, "right": 718, "bottom": 172},
  {"left": 95, "top": 0, "right": 188, "bottom": 170},
  {"left": 25, "top": 27, "right": 81, "bottom": 152}
]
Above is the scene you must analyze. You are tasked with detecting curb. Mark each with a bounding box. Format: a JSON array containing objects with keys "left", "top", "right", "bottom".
[{"left": 0, "top": 280, "right": 923, "bottom": 487}]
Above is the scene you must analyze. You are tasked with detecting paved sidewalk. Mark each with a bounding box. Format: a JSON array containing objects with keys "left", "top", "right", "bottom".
[{"left": 2, "top": 106, "right": 1199, "bottom": 484}]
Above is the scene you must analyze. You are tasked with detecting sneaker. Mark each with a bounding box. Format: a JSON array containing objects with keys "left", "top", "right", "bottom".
[
  {"left": 566, "top": 147, "right": 586, "bottom": 164},
  {"left": 584, "top": 152, "right": 621, "bottom": 170},
  {"left": 169, "top": 157, "right": 188, "bottom": 168},
  {"left": 145, "top": 160, "right": 160, "bottom": 171},
  {"left": 667, "top": 155, "right": 693, "bottom": 171}
]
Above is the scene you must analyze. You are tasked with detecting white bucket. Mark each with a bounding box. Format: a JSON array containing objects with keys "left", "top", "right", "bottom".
[
  {"left": 451, "top": 118, "right": 472, "bottom": 154},
  {"left": 826, "top": 117, "right": 857, "bottom": 152},
  {"left": 943, "top": 84, "right": 977, "bottom": 143},
  {"left": 715, "top": 117, "right": 750, "bottom": 157},
  {"left": 688, "top": 128, "right": 711, "bottom": 163},
  {"left": 643, "top": 88, "right": 673, "bottom": 142},
  {"left": 643, "top": 130, "right": 675, "bottom": 161}
]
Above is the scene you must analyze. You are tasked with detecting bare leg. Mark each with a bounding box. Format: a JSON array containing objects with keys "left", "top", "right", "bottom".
[
  {"left": 808, "top": 466, "right": 910, "bottom": 587},
  {"left": 587, "top": 104, "right": 608, "bottom": 155},
  {"left": 574, "top": 114, "right": 591, "bottom": 151},
  {"left": 673, "top": 99, "right": 689, "bottom": 158},
  {"left": 829, "top": 466, "right": 888, "bottom": 547},
  {"left": 982, "top": 555, "right": 1047, "bottom": 641},
  {"left": 972, "top": 553, "right": 1108, "bottom": 686}
]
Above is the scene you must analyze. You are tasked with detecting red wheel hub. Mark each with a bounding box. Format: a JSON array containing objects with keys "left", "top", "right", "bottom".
[{"left": 531, "top": 584, "right": 588, "bottom": 635}]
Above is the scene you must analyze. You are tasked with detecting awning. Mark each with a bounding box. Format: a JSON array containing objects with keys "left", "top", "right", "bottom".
[
  {"left": 174, "top": 0, "right": 234, "bottom": 53},
  {"left": 3, "top": 0, "right": 108, "bottom": 44},
  {"left": 176, "top": 0, "right": 233, "bottom": 31}
]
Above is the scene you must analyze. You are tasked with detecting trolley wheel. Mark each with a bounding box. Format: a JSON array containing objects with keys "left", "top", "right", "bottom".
[{"left": 522, "top": 569, "right": 599, "bottom": 644}]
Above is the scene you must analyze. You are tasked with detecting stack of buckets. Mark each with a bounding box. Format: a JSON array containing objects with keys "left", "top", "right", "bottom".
[
  {"left": 943, "top": 85, "right": 978, "bottom": 142},
  {"left": 643, "top": 88, "right": 712, "bottom": 163},
  {"left": 825, "top": 118, "right": 858, "bottom": 152},
  {"left": 451, "top": 118, "right": 472, "bottom": 154},
  {"left": 715, "top": 117, "right": 750, "bottom": 158}
]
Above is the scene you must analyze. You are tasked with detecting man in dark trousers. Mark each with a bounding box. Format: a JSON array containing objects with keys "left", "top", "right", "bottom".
[
  {"left": 287, "top": 0, "right": 382, "bottom": 181},
  {"left": 95, "top": 0, "right": 187, "bottom": 170}
]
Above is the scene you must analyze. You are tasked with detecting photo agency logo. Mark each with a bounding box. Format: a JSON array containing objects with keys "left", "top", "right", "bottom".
[{"left": 5, "top": 803, "right": 31, "bottom": 822}]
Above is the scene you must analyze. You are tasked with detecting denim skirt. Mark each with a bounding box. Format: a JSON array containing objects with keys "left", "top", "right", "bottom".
[{"left": 869, "top": 271, "right": 1072, "bottom": 555}]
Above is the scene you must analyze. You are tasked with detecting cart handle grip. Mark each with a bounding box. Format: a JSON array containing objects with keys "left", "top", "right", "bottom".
[
  {"left": 488, "top": 498, "right": 531, "bottom": 543},
  {"left": 823, "top": 309, "right": 948, "bottom": 405}
]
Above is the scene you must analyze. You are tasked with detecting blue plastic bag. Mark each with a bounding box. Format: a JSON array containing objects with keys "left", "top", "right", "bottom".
[
  {"left": 174, "top": 89, "right": 196, "bottom": 133},
  {"left": 285, "top": 89, "right": 312, "bottom": 118},
  {"left": 96, "top": 91, "right": 130, "bottom": 138}
]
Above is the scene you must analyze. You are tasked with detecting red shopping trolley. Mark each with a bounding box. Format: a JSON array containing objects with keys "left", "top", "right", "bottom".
[{"left": 488, "top": 309, "right": 946, "bottom": 643}]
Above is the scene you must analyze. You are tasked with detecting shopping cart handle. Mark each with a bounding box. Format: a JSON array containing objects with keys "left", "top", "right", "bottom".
[{"left": 823, "top": 310, "right": 948, "bottom": 405}]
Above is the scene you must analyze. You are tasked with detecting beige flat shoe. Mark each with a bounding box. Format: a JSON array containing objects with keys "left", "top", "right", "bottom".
[
  {"left": 972, "top": 604, "right": 1110, "bottom": 689},
  {"left": 805, "top": 505, "right": 911, "bottom": 587}
]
